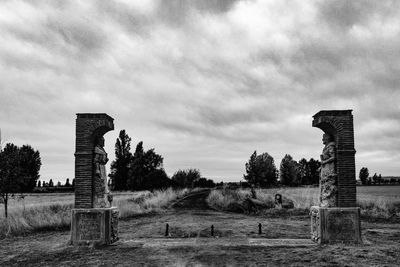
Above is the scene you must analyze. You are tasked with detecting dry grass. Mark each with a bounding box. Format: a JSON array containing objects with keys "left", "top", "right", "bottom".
[
  {"left": 207, "top": 186, "right": 400, "bottom": 221},
  {"left": 116, "top": 188, "right": 190, "bottom": 218},
  {"left": 2, "top": 206, "right": 400, "bottom": 266},
  {"left": 206, "top": 188, "right": 250, "bottom": 210},
  {"left": 0, "top": 188, "right": 190, "bottom": 239}
]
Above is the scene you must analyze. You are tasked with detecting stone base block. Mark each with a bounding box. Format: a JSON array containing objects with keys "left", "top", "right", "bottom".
[
  {"left": 71, "top": 207, "right": 119, "bottom": 246},
  {"left": 310, "top": 206, "right": 361, "bottom": 244}
]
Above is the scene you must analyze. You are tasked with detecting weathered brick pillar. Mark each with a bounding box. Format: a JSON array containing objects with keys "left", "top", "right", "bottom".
[
  {"left": 312, "top": 110, "right": 356, "bottom": 207},
  {"left": 71, "top": 113, "right": 119, "bottom": 246},
  {"left": 74, "top": 113, "right": 114, "bottom": 208},
  {"left": 310, "top": 110, "right": 361, "bottom": 244}
]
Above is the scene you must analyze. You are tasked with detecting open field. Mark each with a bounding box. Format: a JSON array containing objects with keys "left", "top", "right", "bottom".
[
  {"left": 207, "top": 186, "right": 400, "bottom": 221},
  {"left": 0, "top": 188, "right": 190, "bottom": 238},
  {"left": 0, "top": 192, "right": 135, "bottom": 215},
  {"left": 3, "top": 186, "right": 397, "bottom": 213},
  {"left": 1, "top": 185, "right": 399, "bottom": 239},
  {"left": 256, "top": 185, "right": 400, "bottom": 207},
  {"left": 0, "top": 189, "right": 399, "bottom": 266}
]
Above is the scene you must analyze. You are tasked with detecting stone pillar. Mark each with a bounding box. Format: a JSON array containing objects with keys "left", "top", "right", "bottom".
[
  {"left": 71, "top": 113, "right": 119, "bottom": 246},
  {"left": 310, "top": 110, "right": 361, "bottom": 244},
  {"left": 312, "top": 110, "right": 356, "bottom": 207}
]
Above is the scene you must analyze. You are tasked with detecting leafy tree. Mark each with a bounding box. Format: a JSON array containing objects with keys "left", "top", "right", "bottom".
[
  {"left": 279, "top": 154, "right": 299, "bottom": 186},
  {"left": 109, "top": 130, "right": 133, "bottom": 190},
  {"left": 142, "top": 168, "right": 171, "bottom": 190},
  {"left": 48, "top": 179, "right": 54, "bottom": 187},
  {"left": 65, "top": 178, "right": 71, "bottom": 187},
  {"left": 297, "top": 158, "right": 310, "bottom": 185},
  {"left": 37, "top": 180, "right": 41, "bottom": 187},
  {"left": 372, "top": 173, "right": 378, "bottom": 185},
  {"left": 359, "top": 167, "right": 369, "bottom": 185},
  {"left": 308, "top": 158, "right": 321, "bottom": 185},
  {"left": 127, "top": 141, "right": 169, "bottom": 190},
  {"left": 0, "top": 144, "right": 23, "bottom": 217},
  {"left": 378, "top": 174, "right": 382, "bottom": 185},
  {"left": 193, "top": 177, "right": 215, "bottom": 188},
  {"left": 72, "top": 178, "right": 75, "bottom": 188},
  {"left": 171, "top": 170, "right": 186, "bottom": 187},
  {"left": 172, "top": 169, "right": 201, "bottom": 188},
  {"left": 296, "top": 158, "right": 321, "bottom": 185},
  {"left": 127, "top": 142, "right": 145, "bottom": 190},
  {"left": 18, "top": 145, "right": 41, "bottom": 192},
  {"left": 0, "top": 143, "right": 41, "bottom": 217},
  {"left": 244, "top": 151, "right": 277, "bottom": 187}
]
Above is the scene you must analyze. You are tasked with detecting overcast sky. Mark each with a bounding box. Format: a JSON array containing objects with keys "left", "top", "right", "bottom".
[{"left": 1, "top": 0, "right": 399, "bottom": 183}]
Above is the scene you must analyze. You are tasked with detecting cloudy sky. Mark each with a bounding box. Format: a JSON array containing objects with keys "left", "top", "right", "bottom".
[{"left": 0, "top": 0, "right": 399, "bottom": 183}]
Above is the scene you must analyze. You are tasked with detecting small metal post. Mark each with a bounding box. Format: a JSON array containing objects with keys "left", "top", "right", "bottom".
[
  {"left": 258, "top": 223, "right": 262, "bottom": 235},
  {"left": 165, "top": 223, "right": 169, "bottom": 237},
  {"left": 211, "top": 225, "right": 214, "bottom": 237}
]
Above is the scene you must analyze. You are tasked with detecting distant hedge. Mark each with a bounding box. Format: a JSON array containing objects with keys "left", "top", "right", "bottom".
[{"left": 32, "top": 187, "right": 74, "bottom": 193}]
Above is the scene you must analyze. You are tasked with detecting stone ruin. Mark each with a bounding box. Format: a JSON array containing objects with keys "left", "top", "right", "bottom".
[
  {"left": 70, "top": 113, "right": 119, "bottom": 246},
  {"left": 68, "top": 110, "right": 363, "bottom": 246},
  {"left": 310, "top": 110, "right": 362, "bottom": 244}
]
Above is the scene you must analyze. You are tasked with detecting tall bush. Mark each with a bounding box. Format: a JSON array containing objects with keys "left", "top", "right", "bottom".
[{"left": 244, "top": 151, "right": 277, "bottom": 187}]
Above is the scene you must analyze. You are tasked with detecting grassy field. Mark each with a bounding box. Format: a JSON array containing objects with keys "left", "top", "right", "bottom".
[
  {"left": 0, "top": 188, "right": 190, "bottom": 239},
  {"left": 1, "top": 188, "right": 400, "bottom": 266},
  {"left": 1, "top": 185, "right": 399, "bottom": 239},
  {"left": 207, "top": 186, "right": 400, "bottom": 221}
]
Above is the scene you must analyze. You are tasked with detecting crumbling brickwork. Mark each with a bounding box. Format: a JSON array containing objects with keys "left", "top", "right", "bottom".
[
  {"left": 312, "top": 110, "right": 356, "bottom": 207},
  {"left": 74, "top": 113, "right": 114, "bottom": 208}
]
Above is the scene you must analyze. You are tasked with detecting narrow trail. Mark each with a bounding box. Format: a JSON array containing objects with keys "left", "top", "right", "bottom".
[{"left": 170, "top": 189, "right": 211, "bottom": 210}]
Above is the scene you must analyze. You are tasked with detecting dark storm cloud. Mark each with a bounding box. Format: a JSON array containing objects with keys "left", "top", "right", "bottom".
[
  {"left": 46, "top": 18, "right": 107, "bottom": 55},
  {"left": 188, "top": 0, "right": 240, "bottom": 13},
  {"left": 94, "top": 1, "right": 152, "bottom": 36},
  {"left": 158, "top": 0, "right": 240, "bottom": 25},
  {"left": 94, "top": 0, "right": 240, "bottom": 34},
  {"left": 0, "top": 0, "right": 399, "bottom": 181},
  {"left": 195, "top": 105, "right": 275, "bottom": 127},
  {"left": 318, "top": 0, "right": 400, "bottom": 30}
]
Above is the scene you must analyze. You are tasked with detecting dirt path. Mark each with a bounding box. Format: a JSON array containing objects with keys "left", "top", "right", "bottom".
[
  {"left": 170, "top": 189, "right": 212, "bottom": 210},
  {"left": 1, "top": 190, "right": 400, "bottom": 266}
]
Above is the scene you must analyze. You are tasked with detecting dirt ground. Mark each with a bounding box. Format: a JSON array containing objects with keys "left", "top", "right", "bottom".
[{"left": 1, "top": 189, "right": 399, "bottom": 266}]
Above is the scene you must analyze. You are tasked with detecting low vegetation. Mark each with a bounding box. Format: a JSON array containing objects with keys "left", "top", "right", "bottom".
[
  {"left": 116, "top": 188, "right": 190, "bottom": 218},
  {"left": 207, "top": 186, "right": 400, "bottom": 221},
  {"left": 0, "top": 188, "right": 190, "bottom": 239},
  {"left": 207, "top": 188, "right": 275, "bottom": 212}
]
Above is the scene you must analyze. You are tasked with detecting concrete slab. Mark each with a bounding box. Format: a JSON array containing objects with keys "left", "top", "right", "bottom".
[
  {"left": 121, "top": 238, "right": 316, "bottom": 248},
  {"left": 248, "top": 238, "right": 315, "bottom": 247}
]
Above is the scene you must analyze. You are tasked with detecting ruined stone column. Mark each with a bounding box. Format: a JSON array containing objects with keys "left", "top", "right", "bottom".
[
  {"left": 310, "top": 110, "right": 362, "bottom": 244},
  {"left": 71, "top": 113, "right": 119, "bottom": 246}
]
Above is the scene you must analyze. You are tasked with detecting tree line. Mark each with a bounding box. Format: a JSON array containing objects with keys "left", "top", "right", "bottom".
[
  {"left": 244, "top": 152, "right": 400, "bottom": 187},
  {"left": 33, "top": 178, "right": 76, "bottom": 193},
  {"left": 243, "top": 151, "right": 321, "bottom": 187},
  {"left": 36, "top": 178, "right": 74, "bottom": 188},
  {"left": 359, "top": 167, "right": 399, "bottom": 185},
  {"left": 109, "top": 130, "right": 215, "bottom": 191}
]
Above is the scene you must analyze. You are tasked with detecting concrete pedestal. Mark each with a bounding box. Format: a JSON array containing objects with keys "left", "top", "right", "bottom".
[
  {"left": 71, "top": 207, "right": 119, "bottom": 246},
  {"left": 310, "top": 206, "right": 361, "bottom": 244}
]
